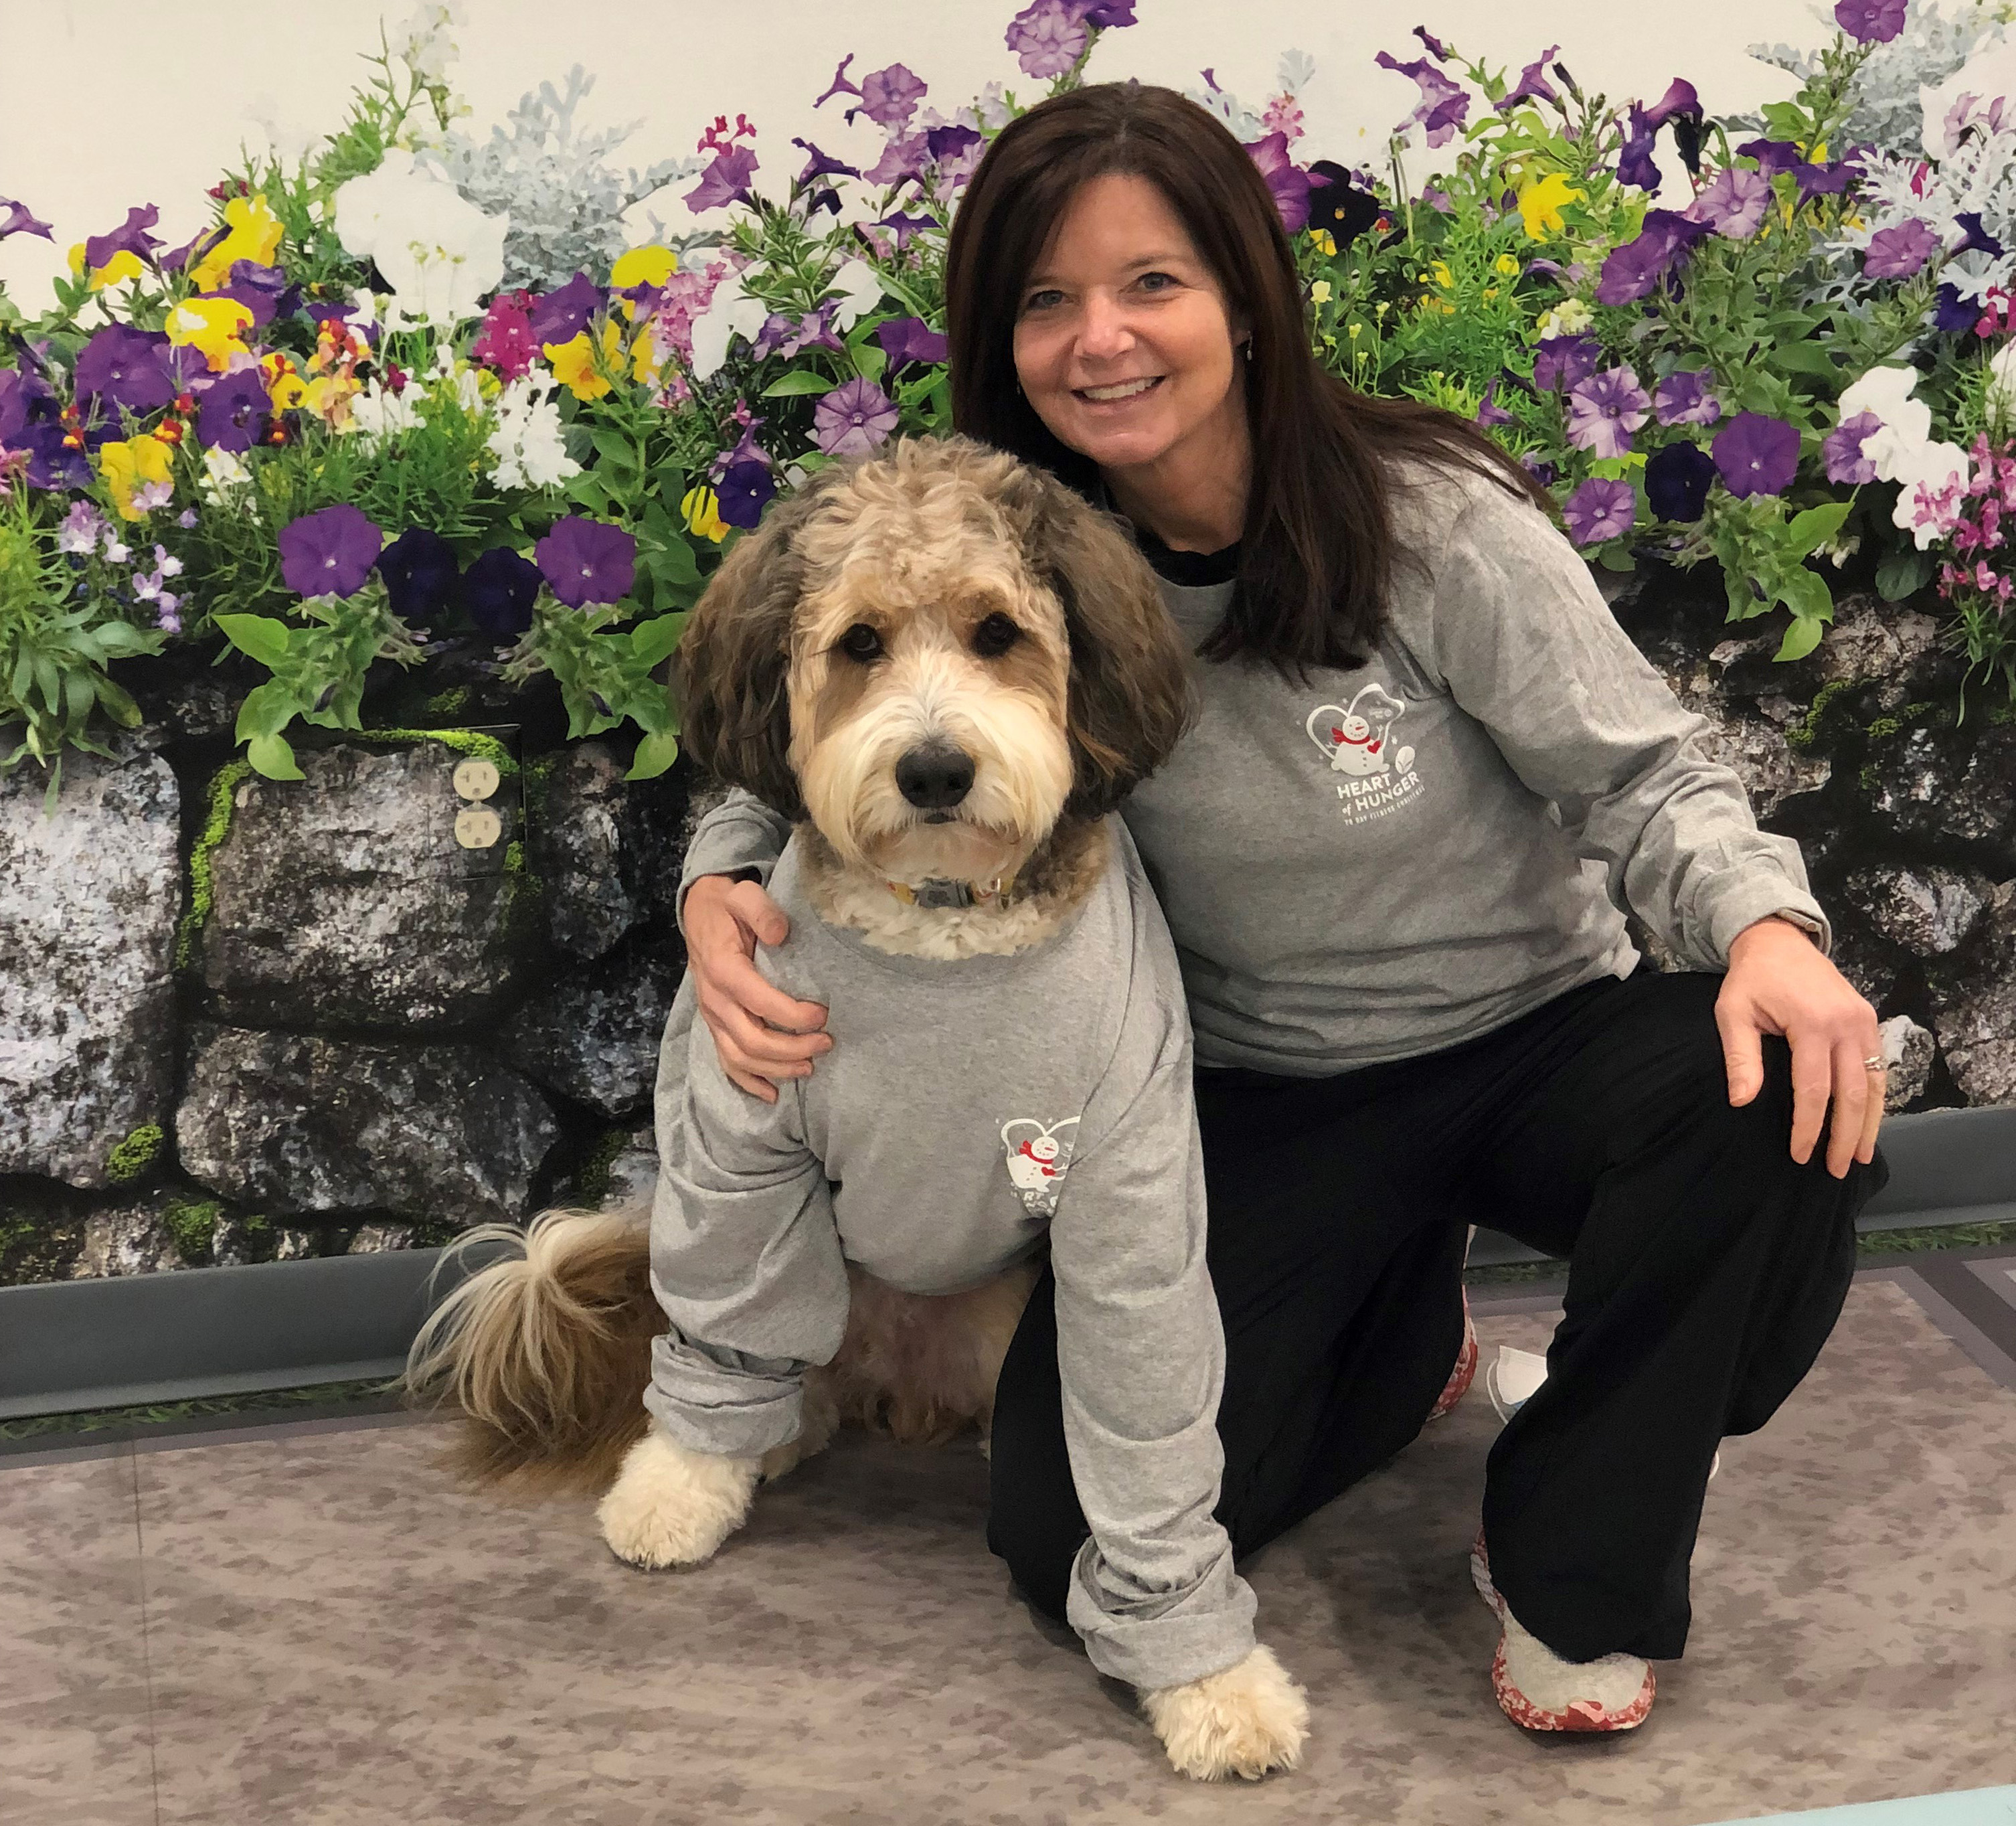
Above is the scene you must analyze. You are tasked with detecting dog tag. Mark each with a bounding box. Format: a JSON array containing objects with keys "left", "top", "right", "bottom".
[
  {"left": 454, "top": 805, "right": 502, "bottom": 849},
  {"left": 452, "top": 758, "right": 501, "bottom": 801}
]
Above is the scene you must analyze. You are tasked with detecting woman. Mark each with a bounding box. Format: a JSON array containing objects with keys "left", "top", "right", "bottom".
[{"left": 675, "top": 82, "right": 1889, "bottom": 1734}]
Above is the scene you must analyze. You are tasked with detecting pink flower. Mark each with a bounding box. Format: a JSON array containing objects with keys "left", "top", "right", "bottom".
[
  {"left": 1565, "top": 365, "right": 1652, "bottom": 460},
  {"left": 1005, "top": 0, "right": 1090, "bottom": 79}
]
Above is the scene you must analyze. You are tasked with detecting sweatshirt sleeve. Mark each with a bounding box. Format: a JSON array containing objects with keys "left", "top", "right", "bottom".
[
  {"left": 675, "top": 786, "right": 795, "bottom": 936},
  {"left": 1050, "top": 915, "right": 1258, "bottom": 1693},
  {"left": 1418, "top": 481, "right": 1829, "bottom": 969},
  {"left": 643, "top": 993, "right": 849, "bottom": 1460}
]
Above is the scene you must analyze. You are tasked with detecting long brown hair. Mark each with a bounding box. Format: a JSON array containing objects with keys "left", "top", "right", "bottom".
[{"left": 944, "top": 81, "right": 1549, "bottom": 673}]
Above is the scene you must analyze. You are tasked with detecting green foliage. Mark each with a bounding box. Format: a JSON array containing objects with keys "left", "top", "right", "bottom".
[
  {"left": 501, "top": 600, "right": 687, "bottom": 779},
  {"left": 571, "top": 1127, "right": 635, "bottom": 1207},
  {"left": 105, "top": 1125, "right": 164, "bottom": 1185},
  {"left": 176, "top": 760, "right": 254, "bottom": 969},
  {"left": 163, "top": 1196, "right": 224, "bottom": 1266}
]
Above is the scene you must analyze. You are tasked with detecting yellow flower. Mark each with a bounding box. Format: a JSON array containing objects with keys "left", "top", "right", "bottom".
[
  {"left": 302, "top": 372, "right": 361, "bottom": 428},
  {"left": 1308, "top": 228, "right": 1337, "bottom": 258},
  {"left": 67, "top": 241, "right": 147, "bottom": 290},
  {"left": 189, "top": 193, "right": 284, "bottom": 292},
  {"left": 1347, "top": 322, "right": 1362, "bottom": 337},
  {"left": 681, "top": 483, "right": 730, "bottom": 543},
  {"left": 1536, "top": 298, "right": 1594, "bottom": 338},
  {"left": 165, "top": 297, "right": 255, "bottom": 372},
  {"left": 98, "top": 436, "right": 175, "bottom": 521},
  {"left": 1430, "top": 260, "right": 1454, "bottom": 288},
  {"left": 612, "top": 244, "right": 677, "bottom": 289},
  {"left": 1494, "top": 253, "right": 1521, "bottom": 276},
  {"left": 546, "top": 321, "right": 624, "bottom": 400},
  {"left": 1310, "top": 279, "right": 1333, "bottom": 305},
  {"left": 264, "top": 354, "right": 308, "bottom": 412},
  {"left": 1517, "top": 171, "right": 1582, "bottom": 240}
]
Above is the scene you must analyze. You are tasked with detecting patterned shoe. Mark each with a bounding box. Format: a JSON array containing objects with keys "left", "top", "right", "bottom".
[
  {"left": 1469, "top": 1531, "right": 1656, "bottom": 1733},
  {"left": 1426, "top": 1294, "right": 1479, "bottom": 1422}
]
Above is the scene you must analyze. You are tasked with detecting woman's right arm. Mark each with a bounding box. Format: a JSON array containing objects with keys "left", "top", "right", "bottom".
[{"left": 677, "top": 788, "right": 833, "bottom": 1102}]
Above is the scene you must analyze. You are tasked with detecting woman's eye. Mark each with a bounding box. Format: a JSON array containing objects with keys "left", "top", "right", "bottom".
[
  {"left": 1139, "top": 270, "right": 1177, "bottom": 291},
  {"left": 839, "top": 623, "right": 884, "bottom": 663},
  {"left": 973, "top": 613, "right": 1022, "bottom": 658},
  {"left": 1022, "top": 289, "right": 1062, "bottom": 313}
]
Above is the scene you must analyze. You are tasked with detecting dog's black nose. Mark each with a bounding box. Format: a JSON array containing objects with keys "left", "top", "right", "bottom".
[{"left": 896, "top": 744, "right": 975, "bottom": 810}]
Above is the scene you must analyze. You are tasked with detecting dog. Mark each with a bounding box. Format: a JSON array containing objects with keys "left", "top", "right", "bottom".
[{"left": 406, "top": 435, "right": 1309, "bottom": 1781}]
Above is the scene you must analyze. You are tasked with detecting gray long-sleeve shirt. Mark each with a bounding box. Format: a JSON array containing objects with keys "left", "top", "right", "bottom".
[
  {"left": 679, "top": 463, "right": 1827, "bottom": 1075},
  {"left": 647, "top": 822, "right": 1257, "bottom": 1692}
]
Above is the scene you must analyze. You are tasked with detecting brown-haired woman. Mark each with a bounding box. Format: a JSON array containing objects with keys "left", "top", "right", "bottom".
[{"left": 678, "top": 82, "right": 1889, "bottom": 1740}]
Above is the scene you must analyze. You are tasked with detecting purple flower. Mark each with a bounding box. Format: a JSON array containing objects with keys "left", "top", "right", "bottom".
[
  {"left": 1499, "top": 46, "right": 1560, "bottom": 112},
  {"left": 876, "top": 315, "right": 950, "bottom": 368},
  {"left": 0, "top": 197, "right": 52, "bottom": 242},
  {"left": 1618, "top": 104, "right": 1663, "bottom": 191},
  {"left": 1934, "top": 283, "right": 1980, "bottom": 334},
  {"left": 1823, "top": 410, "right": 1883, "bottom": 485},
  {"left": 685, "top": 146, "right": 760, "bottom": 213},
  {"left": 212, "top": 260, "right": 293, "bottom": 329},
  {"left": 715, "top": 458, "right": 777, "bottom": 529},
  {"left": 1835, "top": 0, "right": 1906, "bottom": 43},
  {"left": 814, "top": 376, "right": 900, "bottom": 457},
  {"left": 1475, "top": 379, "right": 1514, "bottom": 428},
  {"left": 1413, "top": 25, "right": 1451, "bottom": 59},
  {"left": 463, "top": 547, "right": 543, "bottom": 637},
  {"left": 754, "top": 305, "right": 847, "bottom": 361},
  {"left": 278, "top": 504, "right": 385, "bottom": 599},
  {"left": 1566, "top": 365, "right": 1652, "bottom": 459},
  {"left": 1863, "top": 218, "right": 1937, "bottom": 279},
  {"left": 925, "top": 124, "right": 985, "bottom": 189},
  {"left": 1792, "top": 160, "right": 1855, "bottom": 204},
  {"left": 854, "top": 62, "right": 927, "bottom": 129},
  {"left": 535, "top": 517, "right": 637, "bottom": 608},
  {"left": 74, "top": 325, "right": 175, "bottom": 418},
  {"left": 1643, "top": 80, "right": 1700, "bottom": 129},
  {"left": 1005, "top": 0, "right": 1090, "bottom": 79},
  {"left": 1653, "top": 370, "right": 1721, "bottom": 427},
  {"left": 1562, "top": 477, "right": 1637, "bottom": 546},
  {"left": 1374, "top": 51, "right": 1471, "bottom": 148},
  {"left": 792, "top": 138, "right": 860, "bottom": 187},
  {"left": 1689, "top": 166, "right": 1772, "bottom": 240},
  {"left": 377, "top": 527, "right": 460, "bottom": 621},
  {"left": 1711, "top": 412, "right": 1800, "bottom": 498},
  {"left": 1952, "top": 212, "right": 2004, "bottom": 258},
  {"left": 1245, "top": 131, "right": 1313, "bottom": 234},
  {"left": 1533, "top": 333, "right": 1602, "bottom": 392},
  {"left": 1594, "top": 210, "right": 1711, "bottom": 305},
  {"left": 529, "top": 273, "right": 602, "bottom": 349},
  {"left": 84, "top": 204, "right": 161, "bottom": 273},
  {"left": 1520, "top": 451, "right": 1558, "bottom": 487},
  {"left": 1645, "top": 442, "right": 1717, "bottom": 521},
  {"left": 873, "top": 210, "right": 941, "bottom": 251},
  {"left": 1736, "top": 137, "right": 1804, "bottom": 176},
  {"left": 1078, "top": 1, "right": 1137, "bottom": 26},
  {"left": 196, "top": 367, "right": 272, "bottom": 454}
]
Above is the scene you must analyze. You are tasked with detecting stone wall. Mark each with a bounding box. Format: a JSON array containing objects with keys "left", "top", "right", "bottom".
[{"left": 2, "top": 576, "right": 2011, "bottom": 1287}]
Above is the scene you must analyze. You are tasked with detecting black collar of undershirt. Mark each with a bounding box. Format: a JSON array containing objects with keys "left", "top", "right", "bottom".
[{"left": 1088, "top": 475, "right": 1242, "bottom": 586}]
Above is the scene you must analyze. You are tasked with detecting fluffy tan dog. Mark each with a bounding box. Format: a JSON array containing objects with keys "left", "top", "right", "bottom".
[{"left": 408, "top": 435, "right": 1307, "bottom": 1782}]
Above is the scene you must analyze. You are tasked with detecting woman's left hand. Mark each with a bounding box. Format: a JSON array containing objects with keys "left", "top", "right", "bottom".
[{"left": 1715, "top": 916, "right": 1885, "bottom": 1179}]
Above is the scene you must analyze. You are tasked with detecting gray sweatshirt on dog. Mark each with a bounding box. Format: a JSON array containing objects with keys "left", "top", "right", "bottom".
[
  {"left": 679, "top": 464, "right": 1828, "bottom": 1074},
  {"left": 646, "top": 823, "right": 1257, "bottom": 1693}
]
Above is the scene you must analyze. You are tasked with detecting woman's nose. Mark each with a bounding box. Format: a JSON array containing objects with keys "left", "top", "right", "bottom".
[{"left": 1076, "top": 293, "right": 1134, "bottom": 359}]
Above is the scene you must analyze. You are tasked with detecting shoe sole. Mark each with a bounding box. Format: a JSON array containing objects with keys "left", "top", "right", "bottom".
[{"left": 1470, "top": 1530, "right": 1656, "bottom": 1734}]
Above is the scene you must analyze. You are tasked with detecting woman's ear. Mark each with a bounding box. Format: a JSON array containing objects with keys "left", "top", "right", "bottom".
[
  {"left": 675, "top": 476, "right": 839, "bottom": 821},
  {"left": 1007, "top": 469, "right": 1197, "bottom": 817}
]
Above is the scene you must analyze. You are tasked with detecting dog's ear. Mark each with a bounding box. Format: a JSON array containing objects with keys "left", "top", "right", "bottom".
[
  {"left": 1007, "top": 469, "right": 1197, "bottom": 817},
  {"left": 675, "top": 474, "right": 841, "bottom": 821}
]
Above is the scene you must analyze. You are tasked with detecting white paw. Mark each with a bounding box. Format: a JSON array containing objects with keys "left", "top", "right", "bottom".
[
  {"left": 1140, "top": 1643, "right": 1310, "bottom": 1782},
  {"left": 760, "top": 1381, "right": 840, "bottom": 1485},
  {"left": 596, "top": 1428, "right": 760, "bottom": 1570}
]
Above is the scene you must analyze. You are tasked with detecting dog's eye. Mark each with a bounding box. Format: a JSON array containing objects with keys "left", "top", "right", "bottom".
[
  {"left": 972, "top": 613, "right": 1022, "bottom": 659},
  {"left": 838, "top": 623, "right": 884, "bottom": 663}
]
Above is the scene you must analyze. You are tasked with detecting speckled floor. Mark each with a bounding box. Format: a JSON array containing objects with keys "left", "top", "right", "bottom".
[{"left": 3, "top": 1267, "right": 2014, "bottom": 1826}]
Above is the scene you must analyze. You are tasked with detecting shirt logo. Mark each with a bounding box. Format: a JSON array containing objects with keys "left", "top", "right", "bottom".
[
  {"left": 1001, "top": 1116, "right": 1080, "bottom": 1218},
  {"left": 1305, "top": 682, "right": 1424, "bottom": 825}
]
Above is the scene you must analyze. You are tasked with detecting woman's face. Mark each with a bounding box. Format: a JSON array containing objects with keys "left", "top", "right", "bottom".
[{"left": 1011, "top": 172, "right": 1248, "bottom": 479}]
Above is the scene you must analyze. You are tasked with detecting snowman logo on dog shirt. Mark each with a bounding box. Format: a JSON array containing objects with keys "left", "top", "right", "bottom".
[
  {"left": 1001, "top": 1117, "right": 1080, "bottom": 1217},
  {"left": 1305, "top": 681, "right": 1424, "bottom": 825}
]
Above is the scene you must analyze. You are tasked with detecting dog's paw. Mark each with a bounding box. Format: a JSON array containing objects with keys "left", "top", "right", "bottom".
[
  {"left": 1140, "top": 1643, "right": 1309, "bottom": 1782},
  {"left": 759, "top": 1382, "right": 839, "bottom": 1485},
  {"left": 596, "top": 1428, "right": 760, "bottom": 1570}
]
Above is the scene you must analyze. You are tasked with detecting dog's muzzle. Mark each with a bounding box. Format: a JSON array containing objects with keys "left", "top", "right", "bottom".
[{"left": 894, "top": 742, "right": 975, "bottom": 813}]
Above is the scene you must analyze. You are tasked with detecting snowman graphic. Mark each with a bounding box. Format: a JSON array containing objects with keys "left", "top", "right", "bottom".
[
  {"left": 1001, "top": 1116, "right": 1081, "bottom": 1217},
  {"left": 1306, "top": 682, "right": 1414, "bottom": 778}
]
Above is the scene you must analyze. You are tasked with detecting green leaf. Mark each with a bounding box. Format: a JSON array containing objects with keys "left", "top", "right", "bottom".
[
  {"left": 234, "top": 679, "right": 301, "bottom": 743},
  {"left": 762, "top": 371, "right": 839, "bottom": 398},
  {"left": 1786, "top": 501, "right": 1853, "bottom": 556},
  {"left": 1775, "top": 566, "right": 1834, "bottom": 625},
  {"left": 588, "top": 428, "right": 642, "bottom": 473},
  {"left": 1772, "top": 342, "right": 1839, "bottom": 378},
  {"left": 628, "top": 614, "right": 691, "bottom": 670},
  {"left": 1774, "top": 615, "right": 1826, "bottom": 663},
  {"left": 213, "top": 614, "right": 295, "bottom": 671},
  {"left": 1875, "top": 546, "right": 1934, "bottom": 601},
  {"left": 628, "top": 728, "right": 681, "bottom": 780},
  {"left": 246, "top": 731, "right": 305, "bottom": 780},
  {"left": 93, "top": 676, "right": 143, "bottom": 728}
]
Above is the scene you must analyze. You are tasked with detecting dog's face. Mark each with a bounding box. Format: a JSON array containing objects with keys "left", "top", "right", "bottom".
[{"left": 677, "top": 436, "right": 1193, "bottom": 887}]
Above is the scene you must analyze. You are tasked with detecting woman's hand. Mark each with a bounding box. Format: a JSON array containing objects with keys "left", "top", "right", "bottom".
[
  {"left": 684, "top": 874, "right": 832, "bottom": 1103},
  {"left": 1715, "top": 916, "right": 1884, "bottom": 1178}
]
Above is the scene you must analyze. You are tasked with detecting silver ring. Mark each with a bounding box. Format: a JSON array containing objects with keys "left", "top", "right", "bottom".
[{"left": 1863, "top": 1055, "right": 1887, "bottom": 1073}]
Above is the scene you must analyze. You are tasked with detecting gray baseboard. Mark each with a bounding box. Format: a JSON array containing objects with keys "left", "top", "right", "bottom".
[{"left": 3, "top": 1108, "right": 2011, "bottom": 1420}]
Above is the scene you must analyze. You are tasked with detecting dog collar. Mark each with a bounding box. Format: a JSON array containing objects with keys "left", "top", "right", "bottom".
[{"left": 885, "top": 874, "right": 1017, "bottom": 910}]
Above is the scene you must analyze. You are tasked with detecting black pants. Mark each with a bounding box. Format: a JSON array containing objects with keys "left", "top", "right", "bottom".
[{"left": 985, "top": 968, "right": 1887, "bottom": 1663}]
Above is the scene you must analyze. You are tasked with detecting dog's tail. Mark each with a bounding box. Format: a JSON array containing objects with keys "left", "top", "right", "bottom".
[{"left": 404, "top": 1204, "right": 661, "bottom": 1494}]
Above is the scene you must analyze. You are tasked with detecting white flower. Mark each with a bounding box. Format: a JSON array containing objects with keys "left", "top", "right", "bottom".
[
  {"left": 245, "top": 92, "right": 318, "bottom": 165},
  {"left": 1889, "top": 439, "right": 1970, "bottom": 548},
  {"left": 1988, "top": 338, "right": 2016, "bottom": 426},
  {"left": 333, "top": 154, "right": 507, "bottom": 329},
  {"left": 200, "top": 447, "right": 254, "bottom": 502},
  {"left": 101, "top": 537, "right": 130, "bottom": 565},
  {"left": 1920, "top": 37, "right": 2016, "bottom": 158},
  {"left": 396, "top": 1, "right": 466, "bottom": 80},
  {"left": 486, "top": 369, "right": 580, "bottom": 491},
  {"left": 1538, "top": 299, "right": 1594, "bottom": 337},
  {"left": 349, "top": 380, "right": 421, "bottom": 444},
  {"left": 1837, "top": 365, "right": 1936, "bottom": 482},
  {"left": 687, "top": 280, "right": 772, "bottom": 382},
  {"left": 823, "top": 257, "right": 887, "bottom": 332}
]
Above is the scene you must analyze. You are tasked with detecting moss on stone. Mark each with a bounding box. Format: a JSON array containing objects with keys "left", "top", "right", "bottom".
[
  {"left": 1784, "top": 678, "right": 1861, "bottom": 753},
  {"left": 175, "top": 759, "right": 254, "bottom": 971},
  {"left": 572, "top": 1127, "right": 634, "bottom": 1208},
  {"left": 353, "top": 726, "right": 519, "bottom": 775},
  {"left": 163, "top": 1195, "right": 222, "bottom": 1265},
  {"left": 424, "top": 686, "right": 473, "bottom": 720},
  {"left": 104, "top": 1125, "right": 164, "bottom": 1185}
]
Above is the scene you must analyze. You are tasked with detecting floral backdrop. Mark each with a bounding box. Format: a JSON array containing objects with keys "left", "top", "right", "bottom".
[{"left": 2, "top": 0, "right": 2014, "bottom": 1282}]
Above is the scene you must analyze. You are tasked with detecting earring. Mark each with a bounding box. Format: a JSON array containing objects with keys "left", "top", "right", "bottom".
[{"left": 1242, "top": 339, "right": 1253, "bottom": 361}]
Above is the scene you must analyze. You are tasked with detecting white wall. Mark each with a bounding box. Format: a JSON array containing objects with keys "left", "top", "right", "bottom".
[{"left": 2, "top": 0, "right": 1831, "bottom": 311}]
